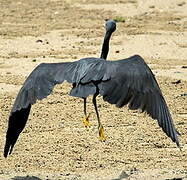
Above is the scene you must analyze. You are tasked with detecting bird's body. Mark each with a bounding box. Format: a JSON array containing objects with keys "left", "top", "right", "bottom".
[{"left": 4, "top": 20, "right": 180, "bottom": 158}]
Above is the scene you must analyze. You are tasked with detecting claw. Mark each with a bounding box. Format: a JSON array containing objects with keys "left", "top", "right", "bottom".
[
  {"left": 82, "top": 113, "right": 91, "bottom": 128},
  {"left": 99, "top": 126, "right": 106, "bottom": 141}
]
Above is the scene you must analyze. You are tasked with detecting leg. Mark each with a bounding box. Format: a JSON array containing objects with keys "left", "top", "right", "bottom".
[
  {"left": 82, "top": 98, "right": 91, "bottom": 128},
  {"left": 92, "top": 94, "right": 106, "bottom": 141},
  {"left": 83, "top": 97, "right": 87, "bottom": 116}
]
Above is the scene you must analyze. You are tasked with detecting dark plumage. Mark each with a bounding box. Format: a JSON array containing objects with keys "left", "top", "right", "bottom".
[{"left": 4, "top": 20, "right": 179, "bottom": 158}]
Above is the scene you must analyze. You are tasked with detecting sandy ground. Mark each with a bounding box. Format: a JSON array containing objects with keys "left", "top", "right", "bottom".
[{"left": 0, "top": 0, "right": 187, "bottom": 179}]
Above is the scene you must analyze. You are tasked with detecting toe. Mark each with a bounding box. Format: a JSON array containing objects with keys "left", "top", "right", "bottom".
[
  {"left": 99, "top": 127, "right": 106, "bottom": 141},
  {"left": 82, "top": 115, "right": 91, "bottom": 128}
]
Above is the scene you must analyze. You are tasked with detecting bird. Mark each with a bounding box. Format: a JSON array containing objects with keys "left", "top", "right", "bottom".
[
  {"left": 81, "top": 20, "right": 116, "bottom": 137},
  {"left": 4, "top": 20, "right": 180, "bottom": 158}
]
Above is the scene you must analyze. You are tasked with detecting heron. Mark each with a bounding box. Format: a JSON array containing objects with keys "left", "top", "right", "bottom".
[
  {"left": 81, "top": 20, "right": 116, "bottom": 136},
  {"left": 4, "top": 20, "right": 179, "bottom": 158}
]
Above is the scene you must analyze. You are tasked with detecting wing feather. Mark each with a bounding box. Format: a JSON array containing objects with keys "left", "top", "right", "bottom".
[
  {"left": 99, "top": 55, "right": 179, "bottom": 146},
  {"left": 4, "top": 55, "right": 179, "bottom": 157},
  {"left": 4, "top": 61, "right": 79, "bottom": 157},
  {"left": 4, "top": 58, "right": 108, "bottom": 157}
]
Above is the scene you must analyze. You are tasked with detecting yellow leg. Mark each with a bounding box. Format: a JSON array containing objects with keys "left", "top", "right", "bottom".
[
  {"left": 92, "top": 94, "right": 106, "bottom": 141},
  {"left": 98, "top": 125, "right": 106, "bottom": 141},
  {"left": 82, "top": 113, "right": 91, "bottom": 128}
]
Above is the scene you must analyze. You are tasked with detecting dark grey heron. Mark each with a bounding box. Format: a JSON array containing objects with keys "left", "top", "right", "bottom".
[
  {"left": 4, "top": 20, "right": 179, "bottom": 158},
  {"left": 81, "top": 20, "right": 116, "bottom": 139}
]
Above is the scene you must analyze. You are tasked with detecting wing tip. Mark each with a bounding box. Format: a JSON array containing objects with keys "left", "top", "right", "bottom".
[
  {"left": 176, "top": 141, "right": 182, "bottom": 152},
  {"left": 4, "top": 149, "right": 9, "bottom": 158},
  {"left": 4, "top": 141, "right": 13, "bottom": 158},
  {"left": 175, "top": 138, "right": 181, "bottom": 149},
  {"left": 4, "top": 105, "right": 31, "bottom": 158},
  {"left": 4, "top": 130, "right": 17, "bottom": 158}
]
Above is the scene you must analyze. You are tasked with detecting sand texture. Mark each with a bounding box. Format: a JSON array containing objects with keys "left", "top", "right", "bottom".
[{"left": 0, "top": 0, "right": 187, "bottom": 179}]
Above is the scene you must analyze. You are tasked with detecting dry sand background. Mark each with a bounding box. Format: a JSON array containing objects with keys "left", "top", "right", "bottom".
[{"left": 0, "top": 0, "right": 187, "bottom": 179}]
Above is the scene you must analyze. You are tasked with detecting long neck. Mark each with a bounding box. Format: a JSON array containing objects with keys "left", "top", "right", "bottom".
[{"left": 100, "top": 31, "right": 112, "bottom": 60}]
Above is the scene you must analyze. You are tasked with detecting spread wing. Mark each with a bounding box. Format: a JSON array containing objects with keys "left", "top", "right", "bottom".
[
  {"left": 98, "top": 55, "right": 179, "bottom": 147},
  {"left": 4, "top": 55, "right": 179, "bottom": 157},
  {"left": 4, "top": 58, "right": 107, "bottom": 157}
]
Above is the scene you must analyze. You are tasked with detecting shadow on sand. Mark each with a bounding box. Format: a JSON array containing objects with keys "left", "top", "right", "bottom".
[
  {"left": 11, "top": 176, "right": 41, "bottom": 180},
  {"left": 111, "top": 170, "right": 185, "bottom": 180}
]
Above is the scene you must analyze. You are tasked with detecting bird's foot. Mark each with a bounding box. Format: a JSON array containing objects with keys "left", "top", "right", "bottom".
[
  {"left": 99, "top": 126, "right": 106, "bottom": 141},
  {"left": 82, "top": 114, "right": 91, "bottom": 128}
]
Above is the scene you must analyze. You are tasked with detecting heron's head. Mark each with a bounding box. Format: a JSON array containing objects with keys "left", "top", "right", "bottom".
[{"left": 105, "top": 19, "right": 116, "bottom": 33}]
